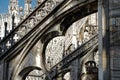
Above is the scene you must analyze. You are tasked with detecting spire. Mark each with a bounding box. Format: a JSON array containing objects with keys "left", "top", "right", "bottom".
[
  {"left": 8, "top": 0, "right": 19, "bottom": 15},
  {"left": 8, "top": 0, "right": 20, "bottom": 25},
  {"left": 24, "top": 0, "right": 32, "bottom": 17}
]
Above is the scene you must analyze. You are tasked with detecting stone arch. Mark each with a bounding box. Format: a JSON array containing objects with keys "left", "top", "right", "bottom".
[
  {"left": 41, "top": 31, "right": 64, "bottom": 70},
  {"left": 10, "top": 1, "right": 98, "bottom": 80},
  {"left": 62, "top": 13, "right": 98, "bottom": 48},
  {"left": 60, "top": 1, "right": 97, "bottom": 35},
  {"left": 19, "top": 66, "right": 46, "bottom": 80},
  {"left": 63, "top": 17, "right": 89, "bottom": 48}
]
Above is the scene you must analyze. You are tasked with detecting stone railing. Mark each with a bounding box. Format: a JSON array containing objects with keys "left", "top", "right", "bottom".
[{"left": 0, "top": 0, "right": 66, "bottom": 54}]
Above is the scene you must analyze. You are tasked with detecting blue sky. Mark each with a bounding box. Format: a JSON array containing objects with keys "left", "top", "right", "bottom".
[
  {"left": 0, "top": 0, "right": 36, "bottom": 13},
  {"left": 0, "top": 0, "right": 9, "bottom": 13}
]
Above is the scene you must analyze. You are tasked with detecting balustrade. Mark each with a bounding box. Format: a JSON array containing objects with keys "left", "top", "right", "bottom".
[{"left": 0, "top": 0, "right": 65, "bottom": 54}]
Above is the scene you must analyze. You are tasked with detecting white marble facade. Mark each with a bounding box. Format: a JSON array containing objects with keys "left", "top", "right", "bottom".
[{"left": 0, "top": 0, "right": 98, "bottom": 79}]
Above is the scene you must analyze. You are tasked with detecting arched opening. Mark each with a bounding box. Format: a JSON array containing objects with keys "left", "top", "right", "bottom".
[
  {"left": 9, "top": 1, "right": 98, "bottom": 79},
  {"left": 59, "top": 13, "right": 98, "bottom": 80},
  {"left": 45, "top": 36, "right": 65, "bottom": 70},
  {"left": 40, "top": 31, "right": 64, "bottom": 70},
  {"left": 25, "top": 69, "right": 46, "bottom": 80},
  {"left": 19, "top": 66, "right": 47, "bottom": 80}
]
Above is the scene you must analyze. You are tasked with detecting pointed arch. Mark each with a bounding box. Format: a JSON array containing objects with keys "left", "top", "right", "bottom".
[
  {"left": 60, "top": 1, "right": 97, "bottom": 35},
  {"left": 8, "top": 1, "right": 98, "bottom": 80},
  {"left": 41, "top": 31, "right": 63, "bottom": 70},
  {"left": 19, "top": 66, "right": 43, "bottom": 80}
]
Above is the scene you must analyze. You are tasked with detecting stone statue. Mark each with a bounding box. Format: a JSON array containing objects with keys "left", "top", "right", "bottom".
[{"left": 81, "top": 61, "right": 98, "bottom": 80}]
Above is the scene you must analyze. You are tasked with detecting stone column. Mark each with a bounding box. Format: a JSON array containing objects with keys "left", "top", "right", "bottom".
[
  {"left": 98, "top": 0, "right": 110, "bottom": 80},
  {"left": 70, "top": 24, "right": 80, "bottom": 80},
  {"left": 70, "top": 58, "right": 80, "bottom": 80}
]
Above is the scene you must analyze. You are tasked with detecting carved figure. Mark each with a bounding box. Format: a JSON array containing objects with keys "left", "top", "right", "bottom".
[{"left": 81, "top": 61, "right": 98, "bottom": 80}]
